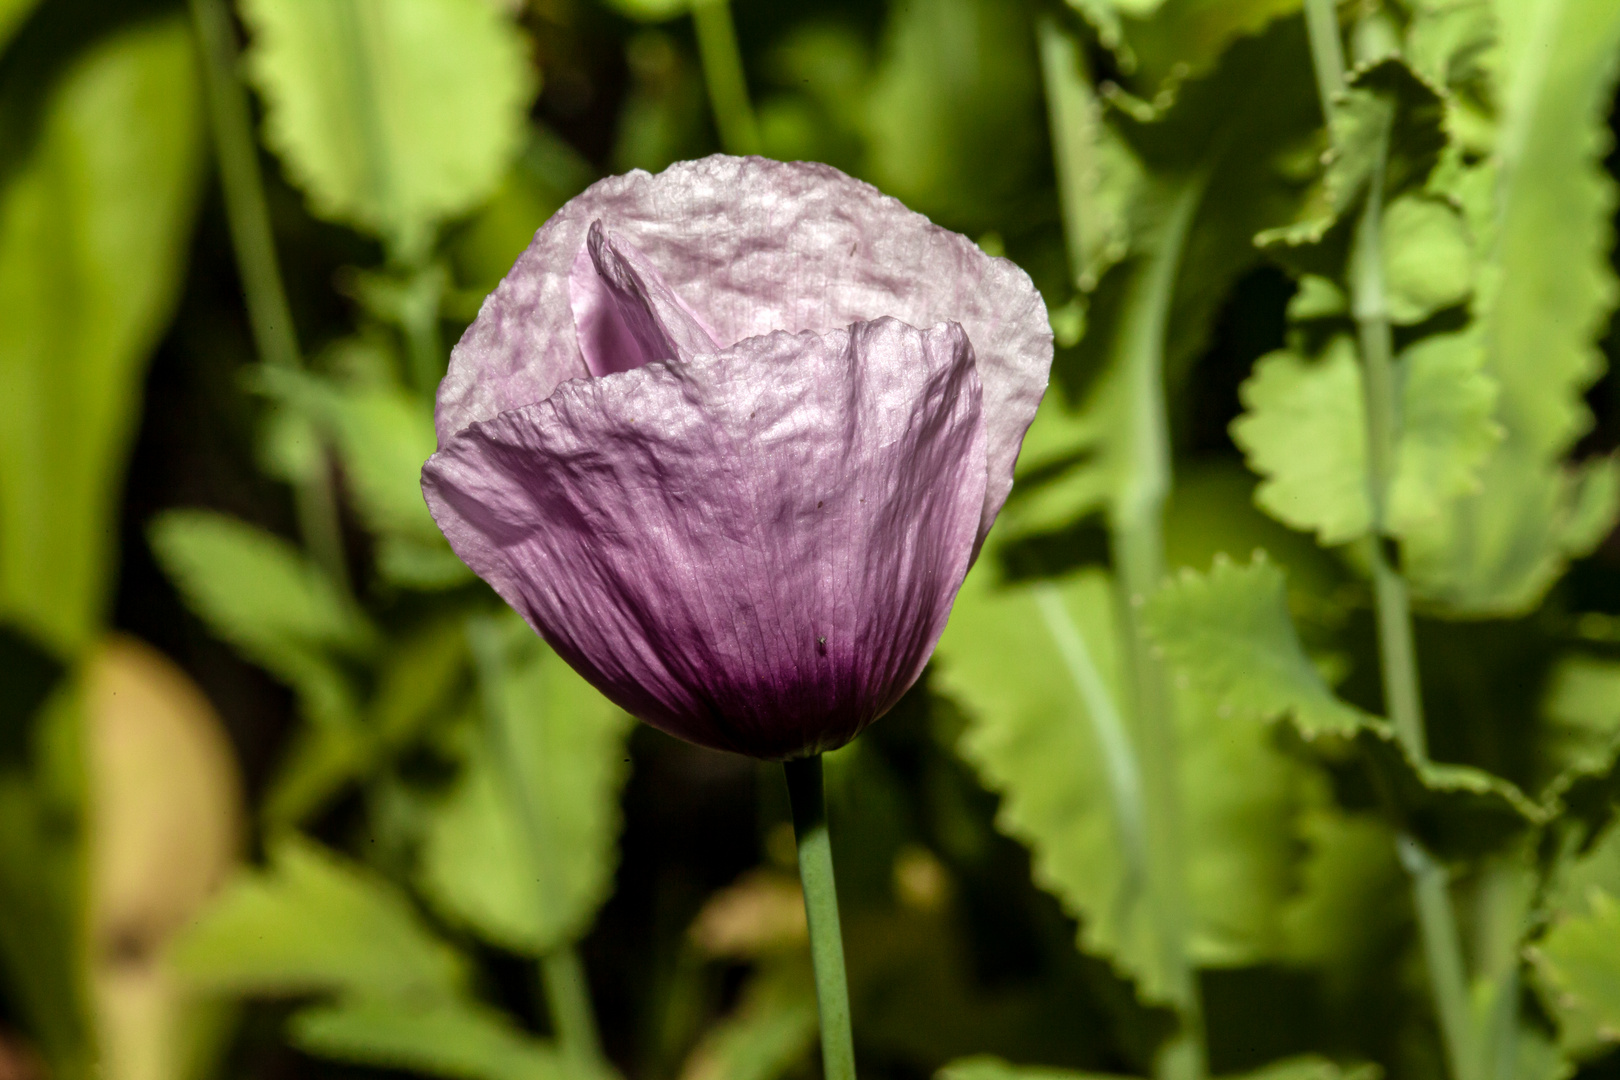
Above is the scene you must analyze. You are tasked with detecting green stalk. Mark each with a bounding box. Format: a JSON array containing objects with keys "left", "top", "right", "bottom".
[
  {"left": 1110, "top": 175, "right": 1209, "bottom": 1080},
  {"left": 784, "top": 756, "right": 856, "bottom": 1080},
  {"left": 188, "top": 0, "right": 351, "bottom": 594},
  {"left": 468, "top": 619, "right": 609, "bottom": 1071},
  {"left": 1037, "top": 18, "right": 1208, "bottom": 1076},
  {"left": 541, "top": 948, "right": 607, "bottom": 1069},
  {"left": 690, "top": 0, "right": 762, "bottom": 156},
  {"left": 1301, "top": 6, "right": 1480, "bottom": 1077}
]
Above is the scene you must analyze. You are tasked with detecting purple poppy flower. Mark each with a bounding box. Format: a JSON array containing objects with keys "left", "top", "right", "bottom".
[{"left": 423, "top": 156, "right": 1051, "bottom": 760}]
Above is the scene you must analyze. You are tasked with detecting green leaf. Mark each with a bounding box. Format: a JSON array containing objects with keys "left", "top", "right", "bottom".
[
  {"left": 420, "top": 615, "right": 632, "bottom": 955},
  {"left": 259, "top": 366, "right": 441, "bottom": 543},
  {"left": 149, "top": 511, "right": 376, "bottom": 686},
  {"left": 1116, "top": 0, "right": 1304, "bottom": 94},
  {"left": 1038, "top": 17, "right": 1140, "bottom": 294},
  {"left": 1146, "top": 557, "right": 1542, "bottom": 857},
  {"left": 172, "top": 836, "right": 466, "bottom": 1001},
  {"left": 1404, "top": 0, "right": 1620, "bottom": 614},
  {"left": 290, "top": 997, "right": 569, "bottom": 1080},
  {"left": 1381, "top": 193, "right": 1475, "bottom": 324},
  {"left": 1232, "top": 332, "right": 1502, "bottom": 544},
  {"left": 936, "top": 565, "right": 1162, "bottom": 997},
  {"left": 1387, "top": 330, "right": 1501, "bottom": 533},
  {"left": 1146, "top": 556, "right": 1363, "bottom": 737},
  {"left": 862, "top": 0, "right": 1048, "bottom": 233},
  {"left": 939, "top": 557, "right": 1310, "bottom": 993},
  {"left": 0, "top": 682, "right": 91, "bottom": 1078},
  {"left": 1257, "top": 58, "right": 1445, "bottom": 265},
  {"left": 0, "top": 0, "right": 40, "bottom": 53},
  {"left": 240, "top": 0, "right": 536, "bottom": 258},
  {"left": 679, "top": 962, "right": 819, "bottom": 1080},
  {"left": 935, "top": 1054, "right": 1135, "bottom": 1080},
  {"left": 1231, "top": 338, "right": 1371, "bottom": 547},
  {"left": 0, "top": 16, "right": 202, "bottom": 653},
  {"left": 1531, "top": 888, "right": 1620, "bottom": 1056},
  {"left": 1542, "top": 656, "right": 1620, "bottom": 785},
  {"left": 1235, "top": 1057, "right": 1379, "bottom": 1080}
]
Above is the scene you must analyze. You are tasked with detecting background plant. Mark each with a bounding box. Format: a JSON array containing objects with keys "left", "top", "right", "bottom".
[{"left": 1, "top": 2, "right": 1619, "bottom": 1080}]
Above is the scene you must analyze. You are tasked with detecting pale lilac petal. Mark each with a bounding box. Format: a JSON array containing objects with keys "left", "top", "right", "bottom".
[
  {"left": 569, "top": 222, "right": 719, "bottom": 377},
  {"left": 423, "top": 318, "right": 987, "bottom": 759},
  {"left": 434, "top": 156, "right": 1051, "bottom": 544}
]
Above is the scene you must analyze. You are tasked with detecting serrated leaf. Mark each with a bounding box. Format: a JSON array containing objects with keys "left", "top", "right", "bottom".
[
  {"left": 1117, "top": 0, "right": 1303, "bottom": 95},
  {"left": 1145, "top": 556, "right": 1364, "bottom": 737},
  {"left": 936, "top": 565, "right": 1163, "bottom": 998},
  {"left": 1233, "top": 333, "right": 1502, "bottom": 544},
  {"left": 1531, "top": 888, "right": 1620, "bottom": 1055},
  {"left": 677, "top": 962, "right": 818, "bottom": 1080},
  {"left": 1387, "top": 330, "right": 1500, "bottom": 533},
  {"left": 1381, "top": 193, "right": 1474, "bottom": 324},
  {"left": 1146, "top": 558, "right": 1542, "bottom": 857},
  {"left": 240, "top": 0, "right": 536, "bottom": 257},
  {"left": 1038, "top": 18, "right": 1140, "bottom": 293},
  {"left": 1257, "top": 58, "right": 1445, "bottom": 266},
  {"left": 148, "top": 511, "right": 375, "bottom": 686},
  {"left": 1231, "top": 339, "right": 1370, "bottom": 546},
  {"left": 291, "top": 997, "right": 569, "bottom": 1080},
  {"left": 1405, "top": 0, "right": 1620, "bottom": 614},
  {"left": 940, "top": 558, "right": 1310, "bottom": 991},
  {"left": 0, "top": 17, "right": 202, "bottom": 654},
  {"left": 420, "top": 615, "right": 631, "bottom": 955},
  {"left": 172, "top": 836, "right": 466, "bottom": 1000}
]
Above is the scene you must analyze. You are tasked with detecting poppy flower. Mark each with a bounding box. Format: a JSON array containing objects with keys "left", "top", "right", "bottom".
[{"left": 423, "top": 155, "right": 1051, "bottom": 759}]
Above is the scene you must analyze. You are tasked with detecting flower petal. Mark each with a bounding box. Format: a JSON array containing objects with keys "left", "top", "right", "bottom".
[
  {"left": 423, "top": 318, "right": 987, "bottom": 759},
  {"left": 435, "top": 156, "right": 1050, "bottom": 545},
  {"left": 570, "top": 221, "right": 719, "bottom": 377}
]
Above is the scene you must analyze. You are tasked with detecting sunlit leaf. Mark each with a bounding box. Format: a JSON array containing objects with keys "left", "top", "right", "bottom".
[
  {"left": 1233, "top": 332, "right": 1501, "bottom": 544},
  {"left": 419, "top": 615, "right": 632, "bottom": 955},
  {"left": 1381, "top": 193, "right": 1474, "bottom": 325},
  {"left": 936, "top": 565, "right": 1162, "bottom": 997},
  {"left": 1146, "top": 556, "right": 1363, "bottom": 737},
  {"left": 1405, "top": 0, "right": 1620, "bottom": 613},
  {"left": 240, "top": 0, "right": 536, "bottom": 258},
  {"left": 1147, "top": 558, "right": 1544, "bottom": 856},
  {"left": 291, "top": 997, "right": 568, "bottom": 1080},
  {"left": 0, "top": 17, "right": 202, "bottom": 653},
  {"left": 1531, "top": 888, "right": 1620, "bottom": 1057},
  {"left": 172, "top": 836, "right": 466, "bottom": 1000}
]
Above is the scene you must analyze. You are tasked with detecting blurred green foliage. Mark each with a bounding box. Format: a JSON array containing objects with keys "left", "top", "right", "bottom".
[{"left": 1, "top": 3, "right": 1620, "bottom": 1080}]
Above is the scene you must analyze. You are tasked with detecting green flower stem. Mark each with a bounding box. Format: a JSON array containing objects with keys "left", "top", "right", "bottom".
[
  {"left": 542, "top": 947, "right": 608, "bottom": 1069},
  {"left": 1302, "top": 6, "right": 1480, "bottom": 1078},
  {"left": 188, "top": 0, "right": 351, "bottom": 595},
  {"left": 1111, "top": 173, "right": 1209, "bottom": 1080},
  {"left": 784, "top": 755, "right": 856, "bottom": 1080},
  {"left": 690, "top": 0, "right": 762, "bottom": 156}
]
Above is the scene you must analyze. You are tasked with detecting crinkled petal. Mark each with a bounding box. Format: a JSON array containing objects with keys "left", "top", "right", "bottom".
[
  {"left": 570, "top": 222, "right": 719, "bottom": 376},
  {"left": 423, "top": 318, "right": 987, "bottom": 759},
  {"left": 435, "top": 155, "right": 1050, "bottom": 544}
]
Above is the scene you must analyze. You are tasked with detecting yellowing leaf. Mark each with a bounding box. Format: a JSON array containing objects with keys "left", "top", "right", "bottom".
[{"left": 241, "top": 0, "right": 536, "bottom": 257}]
